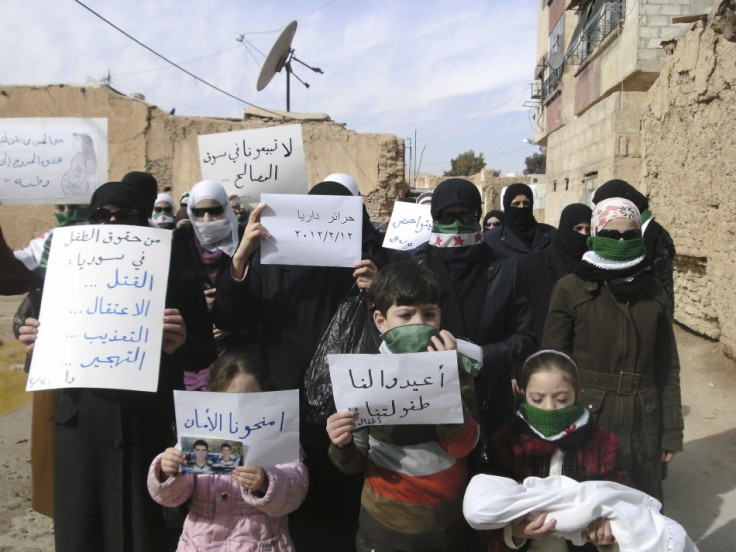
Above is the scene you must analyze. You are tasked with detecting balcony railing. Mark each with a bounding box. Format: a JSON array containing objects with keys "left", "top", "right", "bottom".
[
  {"left": 541, "top": 66, "right": 563, "bottom": 99},
  {"left": 567, "top": 0, "right": 625, "bottom": 65}
]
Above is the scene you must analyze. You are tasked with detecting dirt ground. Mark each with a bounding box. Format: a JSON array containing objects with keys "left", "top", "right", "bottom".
[{"left": 0, "top": 294, "right": 735, "bottom": 551}]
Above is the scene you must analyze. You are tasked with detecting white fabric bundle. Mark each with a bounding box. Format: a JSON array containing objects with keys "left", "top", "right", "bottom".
[{"left": 463, "top": 475, "right": 698, "bottom": 552}]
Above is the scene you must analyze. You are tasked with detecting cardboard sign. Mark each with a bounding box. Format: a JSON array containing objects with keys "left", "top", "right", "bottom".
[
  {"left": 175, "top": 389, "right": 300, "bottom": 467},
  {"left": 0, "top": 117, "right": 108, "bottom": 205},
  {"left": 198, "top": 124, "right": 307, "bottom": 203},
  {"left": 328, "top": 351, "right": 463, "bottom": 427},
  {"left": 259, "top": 193, "right": 363, "bottom": 267},
  {"left": 26, "top": 225, "right": 170, "bottom": 392},
  {"left": 383, "top": 201, "right": 433, "bottom": 250}
]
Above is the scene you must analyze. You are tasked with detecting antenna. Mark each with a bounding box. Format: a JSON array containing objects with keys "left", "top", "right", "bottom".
[{"left": 256, "top": 20, "right": 323, "bottom": 111}]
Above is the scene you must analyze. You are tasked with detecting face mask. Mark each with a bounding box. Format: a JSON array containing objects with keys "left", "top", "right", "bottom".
[
  {"left": 193, "top": 219, "right": 232, "bottom": 250},
  {"left": 153, "top": 212, "right": 175, "bottom": 229},
  {"left": 55, "top": 208, "right": 89, "bottom": 227},
  {"left": 381, "top": 324, "right": 440, "bottom": 354},
  {"left": 519, "top": 403, "right": 586, "bottom": 438},
  {"left": 586, "top": 236, "right": 645, "bottom": 263},
  {"left": 431, "top": 221, "right": 482, "bottom": 235}
]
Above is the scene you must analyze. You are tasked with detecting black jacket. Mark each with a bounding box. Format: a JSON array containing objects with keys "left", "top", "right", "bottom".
[
  {"left": 399, "top": 243, "right": 535, "bottom": 435},
  {"left": 517, "top": 244, "right": 571, "bottom": 345},
  {"left": 484, "top": 222, "right": 557, "bottom": 260}
]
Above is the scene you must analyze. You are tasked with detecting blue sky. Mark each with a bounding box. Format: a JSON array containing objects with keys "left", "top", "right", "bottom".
[{"left": 0, "top": 0, "right": 541, "bottom": 176}]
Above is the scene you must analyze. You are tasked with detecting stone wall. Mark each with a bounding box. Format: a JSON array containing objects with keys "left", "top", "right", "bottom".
[
  {"left": 640, "top": 0, "right": 736, "bottom": 353},
  {"left": 0, "top": 85, "right": 406, "bottom": 249},
  {"left": 414, "top": 172, "right": 541, "bottom": 219}
]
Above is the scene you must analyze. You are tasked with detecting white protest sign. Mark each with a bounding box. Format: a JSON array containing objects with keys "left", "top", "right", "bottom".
[
  {"left": 174, "top": 389, "right": 300, "bottom": 467},
  {"left": 0, "top": 118, "right": 108, "bottom": 205},
  {"left": 259, "top": 193, "right": 363, "bottom": 267},
  {"left": 382, "top": 201, "right": 433, "bottom": 251},
  {"left": 198, "top": 124, "right": 307, "bottom": 203},
  {"left": 328, "top": 351, "right": 463, "bottom": 427},
  {"left": 26, "top": 225, "right": 171, "bottom": 392}
]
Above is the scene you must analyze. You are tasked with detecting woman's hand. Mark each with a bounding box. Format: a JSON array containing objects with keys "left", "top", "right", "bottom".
[
  {"left": 203, "top": 287, "right": 216, "bottom": 312},
  {"left": 17, "top": 317, "right": 40, "bottom": 354},
  {"left": 162, "top": 308, "right": 187, "bottom": 354},
  {"left": 326, "top": 410, "right": 359, "bottom": 448},
  {"left": 160, "top": 447, "right": 186, "bottom": 479},
  {"left": 233, "top": 465, "right": 268, "bottom": 495},
  {"left": 353, "top": 259, "right": 377, "bottom": 290},
  {"left": 231, "top": 203, "right": 270, "bottom": 279}
]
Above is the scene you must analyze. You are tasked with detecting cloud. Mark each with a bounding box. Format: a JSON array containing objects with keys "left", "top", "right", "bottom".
[{"left": 0, "top": 0, "right": 541, "bottom": 174}]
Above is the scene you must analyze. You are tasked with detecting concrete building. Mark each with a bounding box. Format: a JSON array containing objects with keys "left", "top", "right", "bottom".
[{"left": 532, "top": 0, "right": 722, "bottom": 224}]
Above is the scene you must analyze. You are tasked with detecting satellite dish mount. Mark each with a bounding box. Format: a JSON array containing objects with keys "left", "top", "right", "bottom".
[{"left": 257, "top": 21, "right": 323, "bottom": 112}]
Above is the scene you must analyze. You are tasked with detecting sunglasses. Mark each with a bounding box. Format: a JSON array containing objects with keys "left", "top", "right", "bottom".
[
  {"left": 154, "top": 206, "right": 173, "bottom": 214},
  {"left": 597, "top": 229, "right": 642, "bottom": 240},
  {"left": 190, "top": 205, "right": 225, "bottom": 218},
  {"left": 435, "top": 210, "right": 477, "bottom": 225},
  {"left": 89, "top": 208, "right": 140, "bottom": 225},
  {"left": 485, "top": 221, "right": 502, "bottom": 228}
]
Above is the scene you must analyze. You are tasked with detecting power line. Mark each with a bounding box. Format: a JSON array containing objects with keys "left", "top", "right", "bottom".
[
  {"left": 113, "top": 46, "right": 242, "bottom": 77},
  {"left": 422, "top": 86, "right": 530, "bottom": 142},
  {"left": 73, "top": 0, "right": 284, "bottom": 117}
]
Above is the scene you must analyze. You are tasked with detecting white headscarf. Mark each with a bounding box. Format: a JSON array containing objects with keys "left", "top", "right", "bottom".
[
  {"left": 186, "top": 180, "right": 240, "bottom": 256},
  {"left": 324, "top": 173, "right": 360, "bottom": 196},
  {"left": 154, "top": 193, "right": 176, "bottom": 212}
]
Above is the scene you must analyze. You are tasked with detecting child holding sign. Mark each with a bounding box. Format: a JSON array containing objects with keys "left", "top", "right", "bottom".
[
  {"left": 326, "top": 261, "right": 480, "bottom": 551},
  {"left": 147, "top": 354, "right": 308, "bottom": 552}
]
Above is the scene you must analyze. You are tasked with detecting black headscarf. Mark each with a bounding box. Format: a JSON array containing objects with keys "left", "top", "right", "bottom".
[
  {"left": 553, "top": 203, "right": 592, "bottom": 272},
  {"left": 89, "top": 181, "right": 151, "bottom": 227},
  {"left": 483, "top": 210, "right": 505, "bottom": 229},
  {"left": 425, "top": 178, "right": 487, "bottom": 339},
  {"left": 430, "top": 178, "right": 482, "bottom": 221},
  {"left": 503, "top": 183, "right": 537, "bottom": 248},
  {"left": 122, "top": 171, "right": 159, "bottom": 214},
  {"left": 592, "top": 179, "right": 648, "bottom": 212}
]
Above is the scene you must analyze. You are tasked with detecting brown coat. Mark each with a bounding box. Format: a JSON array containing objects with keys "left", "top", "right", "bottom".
[{"left": 542, "top": 272, "right": 683, "bottom": 501}]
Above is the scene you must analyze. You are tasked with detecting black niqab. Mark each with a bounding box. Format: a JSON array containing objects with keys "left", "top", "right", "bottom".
[
  {"left": 503, "top": 183, "right": 537, "bottom": 248},
  {"left": 553, "top": 203, "right": 592, "bottom": 272},
  {"left": 89, "top": 181, "right": 150, "bottom": 227}
]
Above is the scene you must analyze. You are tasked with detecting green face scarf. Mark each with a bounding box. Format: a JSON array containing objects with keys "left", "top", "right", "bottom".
[
  {"left": 519, "top": 403, "right": 586, "bottom": 438},
  {"left": 586, "top": 236, "right": 645, "bottom": 263},
  {"left": 431, "top": 221, "right": 482, "bottom": 235},
  {"left": 381, "top": 323, "right": 481, "bottom": 375},
  {"left": 54, "top": 207, "right": 90, "bottom": 227},
  {"left": 381, "top": 324, "right": 440, "bottom": 354}
]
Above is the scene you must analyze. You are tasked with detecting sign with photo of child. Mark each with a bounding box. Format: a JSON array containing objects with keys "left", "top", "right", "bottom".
[
  {"left": 174, "top": 389, "right": 300, "bottom": 468},
  {"left": 328, "top": 351, "right": 464, "bottom": 427}
]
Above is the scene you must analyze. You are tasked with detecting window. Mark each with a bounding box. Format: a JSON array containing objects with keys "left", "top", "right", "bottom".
[
  {"left": 566, "top": 0, "right": 625, "bottom": 65},
  {"left": 542, "top": 16, "right": 565, "bottom": 100}
]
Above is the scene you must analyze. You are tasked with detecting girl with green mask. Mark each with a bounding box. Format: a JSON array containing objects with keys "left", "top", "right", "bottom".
[{"left": 482, "top": 350, "right": 628, "bottom": 551}]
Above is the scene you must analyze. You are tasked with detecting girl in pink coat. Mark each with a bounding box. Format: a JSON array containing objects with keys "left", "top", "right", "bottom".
[{"left": 148, "top": 354, "right": 308, "bottom": 551}]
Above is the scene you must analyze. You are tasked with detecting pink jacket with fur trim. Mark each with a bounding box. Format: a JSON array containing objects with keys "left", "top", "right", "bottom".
[{"left": 147, "top": 453, "right": 308, "bottom": 552}]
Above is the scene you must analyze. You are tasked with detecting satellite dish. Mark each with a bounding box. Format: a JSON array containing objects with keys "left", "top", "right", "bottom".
[
  {"left": 257, "top": 20, "right": 298, "bottom": 92},
  {"left": 256, "top": 20, "right": 323, "bottom": 111}
]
